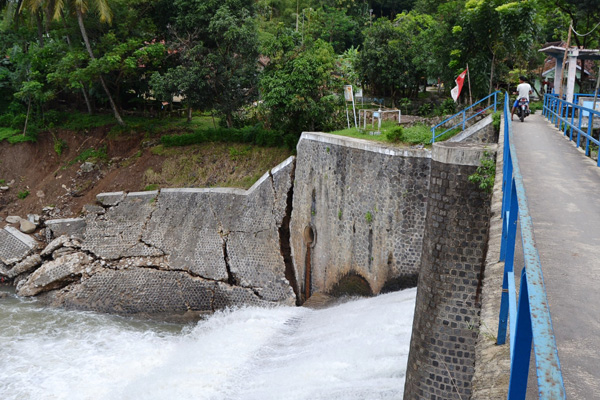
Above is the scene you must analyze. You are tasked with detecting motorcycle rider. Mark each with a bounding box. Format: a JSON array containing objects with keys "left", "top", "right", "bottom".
[{"left": 511, "top": 76, "right": 532, "bottom": 120}]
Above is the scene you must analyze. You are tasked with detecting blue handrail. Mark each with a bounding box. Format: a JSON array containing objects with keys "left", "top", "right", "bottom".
[
  {"left": 497, "top": 92, "right": 566, "bottom": 399},
  {"left": 543, "top": 94, "right": 600, "bottom": 166},
  {"left": 431, "top": 91, "right": 501, "bottom": 143}
]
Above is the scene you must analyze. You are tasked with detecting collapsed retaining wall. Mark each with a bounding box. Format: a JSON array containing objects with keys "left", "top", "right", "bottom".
[
  {"left": 12, "top": 157, "right": 297, "bottom": 315},
  {"left": 290, "top": 133, "right": 431, "bottom": 300},
  {"left": 404, "top": 142, "right": 495, "bottom": 400}
]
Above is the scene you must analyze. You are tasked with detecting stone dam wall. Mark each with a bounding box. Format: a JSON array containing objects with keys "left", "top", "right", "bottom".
[{"left": 290, "top": 133, "right": 430, "bottom": 300}]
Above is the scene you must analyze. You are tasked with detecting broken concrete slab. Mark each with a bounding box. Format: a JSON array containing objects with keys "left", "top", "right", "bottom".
[
  {"left": 17, "top": 252, "right": 91, "bottom": 297},
  {"left": 0, "top": 227, "right": 38, "bottom": 265}
]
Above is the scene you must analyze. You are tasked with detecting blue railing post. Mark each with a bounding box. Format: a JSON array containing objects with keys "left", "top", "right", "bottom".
[
  {"left": 507, "top": 269, "right": 533, "bottom": 399},
  {"left": 586, "top": 115, "right": 593, "bottom": 156},
  {"left": 569, "top": 105, "right": 575, "bottom": 138},
  {"left": 563, "top": 105, "right": 570, "bottom": 135},
  {"left": 577, "top": 108, "right": 582, "bottom": 143},
  {"left": 494, "top": 92, "right": 497, "bottom": 113}
]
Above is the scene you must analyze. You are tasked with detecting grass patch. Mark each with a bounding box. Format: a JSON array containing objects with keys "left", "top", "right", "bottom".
[
  {"left": 330, "top": 121, "right": 460, "bottom": 146},
  {"left": 160, "top": 125, "right": 295, "bottom": 149},
  {"left": 66, "top": 146, "right": 108, "bottom": 167},
  {"left": 0, "top": 127, "right": 37, "bottom": 144},
  {"left": 51, "top": 111, "right": 220, "bottom": 137},
  {"left": 59, "top": 113, "right": 117, "bottom": 131},
  {"left": 143, "top": 142, "right": 292, "bottom": 190},
  {"left": 529, "top": 101, "right": 543, "bottom": 114}
]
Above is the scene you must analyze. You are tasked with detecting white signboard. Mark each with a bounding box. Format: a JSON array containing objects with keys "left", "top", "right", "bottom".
[{"left": 344, "top": 85, "right": 354, "bottom": 102}]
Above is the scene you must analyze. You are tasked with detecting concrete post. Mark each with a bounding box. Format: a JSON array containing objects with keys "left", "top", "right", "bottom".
[
  {"left": 566, "top": 49, "right": 579, "bottom": 103},
  {"left": 554, "top": 56, "right": 563, "bottom": 95}
]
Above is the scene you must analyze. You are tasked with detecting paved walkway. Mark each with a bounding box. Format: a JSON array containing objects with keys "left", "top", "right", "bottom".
[{"left": 512, "top": 113, "right": 600, "bottom": 399}]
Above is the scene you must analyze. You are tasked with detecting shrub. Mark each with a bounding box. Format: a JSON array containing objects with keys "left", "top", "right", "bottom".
[
  {"left": 386, "top": 126, "right": 404, "bottom": 143},
  {"left": 402, "top": 124, "right": 433, "bottom": 144},
  {"left": 10, "top": 114, "right": 26, "bottom": 130},
  {"left": 0, "top": 114, "right": 13, "bottom": 127},
  {"left": 67, "top": 146, "right": 108, "bottom": 166},
  {"left": 43, "top": 110, "right": 62, "bottom": 127},
  {"left": 17, "top": 190, "right": 30, "bottom": 199},
  {"left": 417, "top": 102, "right": 433, "bottom": 116},
  {"left": 492, "top": 111, "right": 502, "bottom": 132},
  {"left": 468, "top": 150, "right": 496, "bottom": 193},
  {"left": 53, "top": 135, "right": 68, "bottom": 156},
  {"left": 440, "top": 98, "right": 457, "bottom": 115}
]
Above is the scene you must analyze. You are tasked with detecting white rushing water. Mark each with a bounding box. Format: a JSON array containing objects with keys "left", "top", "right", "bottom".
[{"left": 0, "top": 287, "right": 416, "bottom": 400}]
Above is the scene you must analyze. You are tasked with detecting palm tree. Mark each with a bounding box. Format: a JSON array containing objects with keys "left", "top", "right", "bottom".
[
  {"left": 51, "top": 0, "right": 125, "bottom": 125},
  {"left": 0, "top": 0, "right": 25, "bottom": 29}
]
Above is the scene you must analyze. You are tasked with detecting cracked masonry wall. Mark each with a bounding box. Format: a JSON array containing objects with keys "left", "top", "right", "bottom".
[
  {"left": 40, "top": 156, "right": 297, "bottom": 315},
  {"left": 290, "top": 132, "right": 431, "bottom": 300}
]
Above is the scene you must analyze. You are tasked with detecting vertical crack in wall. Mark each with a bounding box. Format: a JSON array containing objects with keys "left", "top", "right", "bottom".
[
  {"left": 133, "top": 191, "right": 165, "bottom": 255},
  {"left": 220, "top": 230, "right": 237, "bottom": 286},
  {"left": 276, "top": 159, "right": 300, "bottom": 304}
]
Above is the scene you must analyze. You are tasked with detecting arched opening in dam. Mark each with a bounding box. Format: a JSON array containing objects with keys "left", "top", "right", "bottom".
[{"left": 328, "top": 272, "right": 373, "bottom": 298}]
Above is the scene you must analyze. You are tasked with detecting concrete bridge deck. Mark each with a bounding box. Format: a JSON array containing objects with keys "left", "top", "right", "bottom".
[{"left": 513, "top": 113, "right": 600, "bottom": 398}]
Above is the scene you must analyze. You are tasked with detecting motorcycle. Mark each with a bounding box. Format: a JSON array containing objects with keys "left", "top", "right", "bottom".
[{"left": 516, "top": 97, "right": 530, "bottom": 122}]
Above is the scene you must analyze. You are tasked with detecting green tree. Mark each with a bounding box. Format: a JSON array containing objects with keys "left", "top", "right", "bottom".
[
  {"left": 302, "top": 6, "right": 361, "bottom": 53},
  {"left": 51, "top": 0, "right": 126, "bottom": 125},
  {"left": 539, "top": 0, "right": 600, "bottom": 48},
  {"left": 260, "top": 32, "right": 344, "bottom": 134},
  {"left": 449, "top": 0, "right": 539, "bottom": 98},
  {"left": 152, "top": 0, "right": 259, "bottom": 126},
  {"left": 357, "top": 12, "right": 432, "bottom": 102}
]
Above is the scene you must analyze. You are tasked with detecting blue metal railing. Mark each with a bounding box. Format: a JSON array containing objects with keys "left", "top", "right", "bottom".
[
  {"left": 497, "top": 93, "right": 566, "bottom": 399},
  {"left": 431, "top": 91, "right": 501, "bottom": 142},
  {"left": 543, "top": 94, "right": 600, "bottom": 166}
]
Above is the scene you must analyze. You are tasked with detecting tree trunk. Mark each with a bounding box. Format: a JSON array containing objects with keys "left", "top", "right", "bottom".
[
  {"left": 187, "top": 102, "right": 192, "bottom": 122},
  {"left": 488, "top": 52, "right": 496, "bottom": 107},
  {"left": 76, "top": 8, "right": 125, "bottom": 126},
  {"left": 14, "top": 0, "right": 23, "bottom": 29},
  {"left": 23, "top": 97, "right": 31, "bottom": 136},
  {"left": 61, "top": 10, "right": 93, "bottom": 115},
  {"left": 36, "top": 10, "right": 44, "bottom": 47}
]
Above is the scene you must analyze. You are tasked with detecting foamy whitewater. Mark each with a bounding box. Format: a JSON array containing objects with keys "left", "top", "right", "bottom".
[{"left": 0, "top": 287, "right": 416, "bottom": 400}]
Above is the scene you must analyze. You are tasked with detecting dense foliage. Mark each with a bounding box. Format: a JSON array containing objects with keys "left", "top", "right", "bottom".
[{"left": 1, "top": 0, "right": 597, "bottom": 138}]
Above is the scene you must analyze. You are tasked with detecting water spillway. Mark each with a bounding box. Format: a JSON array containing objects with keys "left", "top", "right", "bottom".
[{"left": 0, "top": 287, "right": 416, "bottom": 400}]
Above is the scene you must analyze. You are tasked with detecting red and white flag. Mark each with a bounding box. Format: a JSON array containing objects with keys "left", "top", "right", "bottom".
[{"left": 451, "top": 68, "right": 468, "bottom": 102}]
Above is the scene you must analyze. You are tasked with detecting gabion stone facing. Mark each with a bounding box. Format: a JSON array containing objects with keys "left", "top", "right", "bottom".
[
  {"left": 404, "top": 142, "right": 496, "bottom": 400},
  {"left": 0, "top": 227, "right": 37, "bottom": 266},
  {"left": 39, "top": 156, "right": 297, "bottom": 315},
  {"left": 45, "top": 218, "right": 86, "bottom": 241},
  {"left": 290, "top": 132, "right": 431, "bottom": 300}
]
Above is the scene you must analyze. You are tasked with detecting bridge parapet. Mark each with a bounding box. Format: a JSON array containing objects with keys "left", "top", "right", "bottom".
[{"left": 405, "top": 142, "right": 495, "bottom": 399}]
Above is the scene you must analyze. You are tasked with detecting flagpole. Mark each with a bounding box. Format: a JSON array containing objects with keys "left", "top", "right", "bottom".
[{"left": 466, "top": 63, "right": 473, "bottom": 106}]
